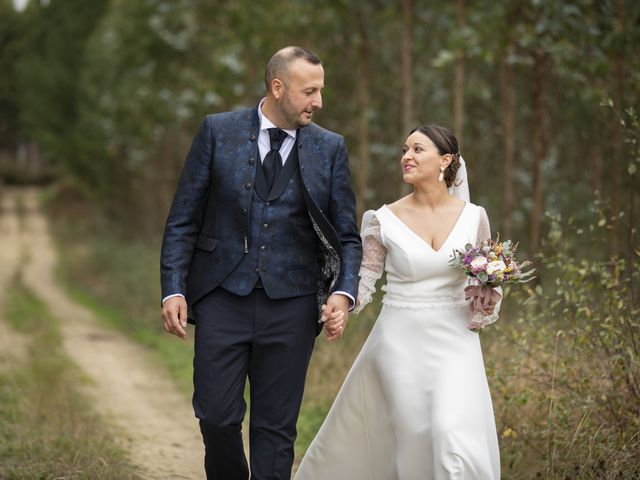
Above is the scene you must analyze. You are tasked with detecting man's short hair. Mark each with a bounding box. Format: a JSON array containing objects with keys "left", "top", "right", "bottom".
[{"left": 264, "top": 47, "right": 322, "bottom": 91}]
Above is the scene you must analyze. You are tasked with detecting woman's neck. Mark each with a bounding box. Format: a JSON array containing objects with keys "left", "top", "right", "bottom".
[{"left": 409, "top": 184, "right": 452, "bottom": 210}]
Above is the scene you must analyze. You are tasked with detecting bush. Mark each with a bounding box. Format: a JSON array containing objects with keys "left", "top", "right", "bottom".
[{"left": 486, "top": 205, "right": 640, "bottom": 479}]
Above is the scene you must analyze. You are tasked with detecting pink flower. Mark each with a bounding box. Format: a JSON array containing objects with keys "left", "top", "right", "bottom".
[{"left": 470, "top": 256, "right": 488, "bottom": 273}]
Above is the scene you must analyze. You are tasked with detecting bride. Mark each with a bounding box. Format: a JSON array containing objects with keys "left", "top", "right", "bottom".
[{"left": 295, "top": 125, "right": 500, "bottom": 479}]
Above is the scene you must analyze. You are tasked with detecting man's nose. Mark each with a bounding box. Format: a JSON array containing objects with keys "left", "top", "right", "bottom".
[{"left": 312, "top": 92, "right": 322, "bottom": 110}]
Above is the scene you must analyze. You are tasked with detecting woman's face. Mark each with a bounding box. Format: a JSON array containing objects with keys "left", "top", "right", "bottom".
[{"left": 401, "top": 131, "right": 445, "bottom": 185}]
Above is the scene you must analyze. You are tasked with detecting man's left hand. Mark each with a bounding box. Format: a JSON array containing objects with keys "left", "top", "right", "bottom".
[{"left": 321, "top": 294, "right": 350, "bottom": 341}]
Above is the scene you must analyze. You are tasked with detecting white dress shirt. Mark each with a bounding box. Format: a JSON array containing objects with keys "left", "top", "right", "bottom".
[{"left": 257, "top": 98, "right": 297, "bottom": 163}]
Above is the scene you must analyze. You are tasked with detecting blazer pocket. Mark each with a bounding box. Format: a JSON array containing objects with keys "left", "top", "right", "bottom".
[{"left": 195, "top": 235, "right": 219, "bottom": 252}]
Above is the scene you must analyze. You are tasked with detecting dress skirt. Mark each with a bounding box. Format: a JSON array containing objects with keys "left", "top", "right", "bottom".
[{"left": 295, "top": 302, "right": 500, "bottom": 480}]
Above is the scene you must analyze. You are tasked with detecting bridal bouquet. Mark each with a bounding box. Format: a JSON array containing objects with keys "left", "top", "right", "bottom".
[{"left": 450, "top": 236, "right": 535, "bottom": 331}]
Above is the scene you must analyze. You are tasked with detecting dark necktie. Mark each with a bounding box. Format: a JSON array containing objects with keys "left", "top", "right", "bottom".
[{"left": 263, "top": 128, "right": 287, "bottom": 192}]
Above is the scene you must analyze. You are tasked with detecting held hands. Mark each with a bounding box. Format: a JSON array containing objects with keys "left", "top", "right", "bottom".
[
  {"left": 321, "top": 294, "right": 350, "bottom": 341},
  {"left": 163, "top": 294, "right": 352, "bottom": 341},
  {"left": 162, "top": 296, "right": 189, "bottom": 339}
]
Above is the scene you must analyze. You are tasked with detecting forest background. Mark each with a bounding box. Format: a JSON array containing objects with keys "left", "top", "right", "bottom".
[{"left": 1, "top": 0, "right": 639, "bottom": 478}]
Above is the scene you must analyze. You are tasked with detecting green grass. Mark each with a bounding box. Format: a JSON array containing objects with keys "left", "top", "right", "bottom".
[
  {"left": 0, "top": 280, "right": 139, "bottom": 479},
  {"left": 295, "top": 403, "right": 331, "bottom": 457}
]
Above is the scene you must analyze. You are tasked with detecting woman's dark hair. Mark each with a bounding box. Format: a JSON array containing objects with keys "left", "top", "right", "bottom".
[{"left": 410, "top": 125, "right": 461, "bottom": 188}]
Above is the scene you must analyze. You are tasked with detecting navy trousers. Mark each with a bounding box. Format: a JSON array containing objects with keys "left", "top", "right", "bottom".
[{"left": 192, "top": 287, "right": 317, "bottom": 480}]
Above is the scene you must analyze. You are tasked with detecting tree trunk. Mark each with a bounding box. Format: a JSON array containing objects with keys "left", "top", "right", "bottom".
[
  {"left": 590, "top": 144, "right": 603, "bottom": 195},
  {"left": 529, "top": 49, "right": 548, "bottom": 255},
  {"left": 159, "top": 123, "right": 179, "bottom": 230},
  {"left": 610, "top": 0, "right": 625, "bottom": 256},
  {"left": 500, "top": 52, "right": 516, "bottom": 238},
  {"left": 112, "top": 143, "right": 128, "bottom": 222},
  {"left": 355, "top": 11, "right": 372, "bottom": 218},
  {"left": 400, "top": 0, "right": 413, "bottom": 195},
  {"left": 400, "top": 0, "right": 413, "bottom": 135},
  {"left": 453, "top": 0, "right": 466, "bottom": 143}
]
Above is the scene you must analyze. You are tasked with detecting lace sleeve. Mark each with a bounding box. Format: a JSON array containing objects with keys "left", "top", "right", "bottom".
[
  {"left": 449, "top": 156, "right": 470, "bottom": 202},
  {"left": 354, "top": 211, "right": 387, "bottom": 314},
  {"left": 477, "top": 206, "right": 492, "bottom": 244},
  {"left": 476, "top": 206, "right": 502, "bottom": 324}
]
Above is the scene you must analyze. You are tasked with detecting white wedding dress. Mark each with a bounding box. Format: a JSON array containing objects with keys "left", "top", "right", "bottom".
[{"left": 295, "top": 199, "right": 500, "bottom": 480}]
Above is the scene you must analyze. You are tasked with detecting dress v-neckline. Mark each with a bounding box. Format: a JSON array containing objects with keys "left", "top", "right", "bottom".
[{"left": 383, "top": 202, "right": 468, "bottom": 253}]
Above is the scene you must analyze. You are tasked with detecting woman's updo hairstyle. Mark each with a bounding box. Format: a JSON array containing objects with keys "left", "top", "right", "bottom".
[{"left": 409, "top": 125, "right": 461, "bottom": 188}]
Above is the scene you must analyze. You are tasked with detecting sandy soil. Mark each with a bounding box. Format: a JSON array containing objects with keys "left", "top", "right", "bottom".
[{"left": 1, "top": 187, "right": 205, "bottom": 479}]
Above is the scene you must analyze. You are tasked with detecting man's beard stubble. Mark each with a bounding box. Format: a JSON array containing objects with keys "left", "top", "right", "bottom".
[{"left": 278, "top": 93, "right": 311, "bottom": 129}]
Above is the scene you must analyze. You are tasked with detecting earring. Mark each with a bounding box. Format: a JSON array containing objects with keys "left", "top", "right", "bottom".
[{"left": 438, "top": 167, "right": 445, "bottom": 182}]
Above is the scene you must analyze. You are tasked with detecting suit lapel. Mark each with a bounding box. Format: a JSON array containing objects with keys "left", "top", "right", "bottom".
[{"left": 298, "top": 127, "right": 342, "bottom": 256}]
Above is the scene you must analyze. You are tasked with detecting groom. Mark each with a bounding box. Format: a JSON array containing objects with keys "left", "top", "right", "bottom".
[{"left": 160, "top": 46, "right": 362, "bottom": 479}]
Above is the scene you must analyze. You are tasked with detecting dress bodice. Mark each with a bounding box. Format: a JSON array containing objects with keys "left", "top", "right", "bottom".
[
  {"left": 355, "top": 202, "right": 492, "bottom": 313},
  {"left": 379, "top": 203, "right": 479, "bottom": 295}
]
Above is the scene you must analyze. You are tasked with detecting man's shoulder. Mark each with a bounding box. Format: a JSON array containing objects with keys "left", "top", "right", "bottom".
[
  {"left": 204, "top": 107, "right": 255, "bottom": 125},
  {"left": 304, "top": 122, "right": 343, "bottom": 143}
]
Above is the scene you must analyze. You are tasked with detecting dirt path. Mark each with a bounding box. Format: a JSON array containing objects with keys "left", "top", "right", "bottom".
[{"left": 1, "top": 188, "right": 205, "bottom": 479}]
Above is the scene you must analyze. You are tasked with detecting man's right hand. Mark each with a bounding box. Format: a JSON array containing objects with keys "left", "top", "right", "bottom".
[{"left": 162, "top": 296, "right": 188, "bottom": 339}]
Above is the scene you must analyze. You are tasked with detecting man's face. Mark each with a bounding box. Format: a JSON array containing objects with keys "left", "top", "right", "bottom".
[{"left": 275, "top": 59, "right": 324, "bottom": 129}]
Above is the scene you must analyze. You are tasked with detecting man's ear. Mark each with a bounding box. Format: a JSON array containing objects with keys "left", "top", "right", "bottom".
[{"left": 271, "top": 78, "right": 284, "bottom": 100}]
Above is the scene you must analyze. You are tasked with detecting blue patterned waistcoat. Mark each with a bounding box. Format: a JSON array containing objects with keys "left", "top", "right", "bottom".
[{"left": 220, "top": 140, "right": 319, "bottom": 297}]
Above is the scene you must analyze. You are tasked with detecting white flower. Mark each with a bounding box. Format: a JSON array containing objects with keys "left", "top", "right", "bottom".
[
  {"left": 470, "top": 257, "right": 488, "bottom": 270},
  {"left": 486, "top": 260, "right": 507, "bottom": 275}
]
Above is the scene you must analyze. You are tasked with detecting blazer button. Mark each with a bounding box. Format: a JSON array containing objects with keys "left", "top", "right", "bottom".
[
  {"left": 266, "top": 201, "right": 271, "bottom": 207},
  {"left": 250, "top": 135, "right": 256, "bottom": 142},
  {"left": 245, "top": 183, "right": 252, "bottom": 190},
  {"left": 263, "top": 223, "right": 269, "bottom": 229},
  {"left": 260, "top": 245, "right": 266, "bottom": 251},
  {"left": 241, "top": 208, "right": 247, "bottom": 215},
  {"left": 249, "top": 158, "right": 255, "bottom": 165}
]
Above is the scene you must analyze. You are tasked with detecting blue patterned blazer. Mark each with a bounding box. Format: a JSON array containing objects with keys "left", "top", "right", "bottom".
[{"left": 160, "top": 105, "right": 362, "bottom": 313}]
